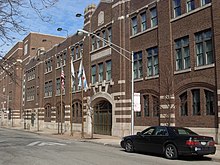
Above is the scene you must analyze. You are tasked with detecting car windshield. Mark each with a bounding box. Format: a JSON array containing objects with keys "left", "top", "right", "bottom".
[{"left": 171, "top": 127, "right": 198, "bottom": 135}]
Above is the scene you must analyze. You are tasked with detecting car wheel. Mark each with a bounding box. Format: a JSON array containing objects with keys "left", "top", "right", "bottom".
[
  {"left": 125, "top": 140, "right": 134, "bottom": 152},
  {"left": 165, "top": 144, "right": 178, "bottom": 159}
]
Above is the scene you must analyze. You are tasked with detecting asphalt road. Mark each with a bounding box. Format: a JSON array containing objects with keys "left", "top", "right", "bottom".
[{"left": 0, "top": 128, "right": 219, "bottom": 165}]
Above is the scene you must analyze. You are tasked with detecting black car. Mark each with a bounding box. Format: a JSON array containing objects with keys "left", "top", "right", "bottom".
[{"left": 120, "top": 126, "right": 216, "bottom": 159}]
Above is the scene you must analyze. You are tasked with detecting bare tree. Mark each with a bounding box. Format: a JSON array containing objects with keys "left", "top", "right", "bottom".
[
  {"left": 158, "top": 65, "right": 175, "bottom": 126},
  {"left": 0, "top": 0, "right": 58, "bottom": 45},
  {"left": 0, "top": 0, "right": 58, "bottom": 81}
]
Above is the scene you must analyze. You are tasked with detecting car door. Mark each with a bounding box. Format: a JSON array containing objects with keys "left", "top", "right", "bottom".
[
  {"left": 149, "top": 127, "right": 169, "bottom": 154},
  {"left": 134, "top": 127, "right": 156, "bottom": 152}
]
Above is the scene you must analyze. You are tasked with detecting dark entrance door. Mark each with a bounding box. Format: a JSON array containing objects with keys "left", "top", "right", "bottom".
[{"left": 94, "top": 100, "right": 112, "bottom": 135}]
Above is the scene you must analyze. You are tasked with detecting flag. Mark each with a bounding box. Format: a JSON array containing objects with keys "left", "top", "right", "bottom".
[
  {"left": 71, "top": 59, "right": 75, "bottom": 87},
  {"left": 61, "top": 67, "right": 65, "bottom": 90},
  {"left": 78, "top": 60, "right": 88, "bottom": 92}
]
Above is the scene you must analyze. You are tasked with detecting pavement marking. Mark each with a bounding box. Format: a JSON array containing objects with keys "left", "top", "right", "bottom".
[
  {"left": 27, "top": 141, "right": 41, "bottom": 146},
  {"left": 27, "top": 141, "right": 66, "bottom": 147}
]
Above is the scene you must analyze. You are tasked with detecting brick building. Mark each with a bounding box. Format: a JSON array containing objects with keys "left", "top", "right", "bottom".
[
  {"left": 0, "top": 33, "right": 65, "bottom": 127},
  {"left": 1, "top": 0, "right": 220, "bottom": 143}
]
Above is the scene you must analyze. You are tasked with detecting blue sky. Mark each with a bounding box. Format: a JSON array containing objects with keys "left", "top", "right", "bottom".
[{"left": 2, "top": 0, "right": 100, "bottom": 54}]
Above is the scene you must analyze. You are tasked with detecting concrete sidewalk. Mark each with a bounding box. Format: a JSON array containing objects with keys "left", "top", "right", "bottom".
[{"left": 7, "top": 127, "right": 220, "bottom": 162}]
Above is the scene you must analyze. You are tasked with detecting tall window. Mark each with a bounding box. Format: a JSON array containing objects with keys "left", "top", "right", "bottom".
[
  {"left": 143, "top": 95, "right": 149, "bottom": 116},
  {"left": 102, "top": 30, "right": 107, "bottom": 46},
  {"left": 192, "top": 89, "right": 200, "bottom": 115},
  {"left": 92, "top": 36, "right": 95, "bottom": 51},
  {"left": 205, "top": 90, "right": 214, "bottom": 115},
  {"left": 140, "top": 12, "right": 147, "bottom": 31},
  {"left": 79, "top": 44, "right": 83, "bottom": 58},
  {"left": 133, "top": 51, "right": 143, "bottom": 79},
  {"left": 180, "top": 92, "right": 188, "bottom": 116},
  {"left": 131, "top": 16, "right": 137, "bottom": 35},
  {"left": 106, "top": 60, "right": 112, "bottom": 81},
  {"left": 147, "top": 47, "right": 158, "bottom": 77},
  {"left": 44, "top": 104, "right": 51, "bottom": 122},
  {"left": 97, "top": 33, "right": 100, "bottom": 49},
  {"left": 75, "top": 47, "right": 79, "bottom": 59},
  {"left": 153, "top": 96, "right": 159, "bottom": 116},
  {"left": 56, "top": 55, "right": 61, "bottom": 68},
  {"left": 195, "top": 29, "right": 213, "bottom": 66},
  {"left": 56, "top": 78, "right": 61, "bottom": 95},
  {"left": 71, "top": 47, "right": 75, "bottom": 60},
  {"left": 175, "top": 36, "right": 190, "bottom": 71},
  {"left": 91, "top": 65, "right": 96, "bottom": 84},
  {"left": 187, "top": 0, "right": 195, "bottom": 12},
  {"left": 98, "top": 63, "right": 103, "bottom": 82},
  {"left": 63, "top": 52, "right": 67, "bottom": 65},
  {"left": 173, "top": 0, "right": 181, "bottom": 17},
  {"left": 150, "top": 7, "right": 158, "bottom": 27},
  {"left": 107, "top": 27, "right": 112, "bottom": 43},
  {"left": 201, "top": 0, "right": 211, "bottom": 6}
]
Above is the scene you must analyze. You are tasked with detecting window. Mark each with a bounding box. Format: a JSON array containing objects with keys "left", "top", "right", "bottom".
[
  {"left": 153, "top": 96, "right": 159, "bottom": 116},
  {"left": 140, "top": 12, "right": 147, "bottom": 31},
  {"left": 97, "top": 33, "right": 100, "bottom": 49},
  {"left": 102, "top": 30, "right": 107, "bottom": 46},
  {"left": 201, "top": 0, "right": 211, "bottom": 6},
  {"left": 173, "top": 0, "right": 181, "bottom": 17},
  {"left": 79, "top": 44, "right": 83, "bottom": 58},
  {"left": 205, "top": 90, "right": 214, "bottom": 115},
  {"left": 63, "top": 52, "right": 67, "bottom": 65},
  {"left": 71, "top": 47, "right": 75, "bottom": 60},
  {"left": 175, "top": 36, "right": 190, "bottom": 70},
  {"left": 91, "top": 65, "right": 96, "bottom": 84},
  {"left": 56, "top": 55, "right": 61, "bottom": 68},
  {"left": 106, "top": 60, "right": 112, "bottom": 81},
  {"left": 44, "top": 104, "right": 51, "bottom": 122},
  {"left": 24, "top": 44, "right": 28, "bottom": 55},
  {"left": 192, "top": 89, "right": 200, "bottom": 115},
  {"left": 98, "top": 63, "right": 103, "bottom": 82},
  {"left": 143, "top": 95, "right": 149, "bottom": 116},
  {"left": 75, "top": 47, "right": 79, "bottom": 59},
  {"left": 150, "top": 7, "right": 158, "bottom": 27},
  {"left": 180, "top": 92, "right": 188, "bottom": 116},
  {"left": 195, "top": 29, "right": 213, "bottom": 66},
  {"left": 131, "top": 16, "right": 138, "bottom": 35},
  {"left": 147, "top": 47, "right": 158, "bottom": 77},
  {"left": 187, "top": 0, "right": 195, "bottom": 12},
  {"left": 45, "top": 59, "right": 52, "bottom": 73},
  {"left": 92, "top": 36, "right": 95, "bottom": 51},
  {"left": 133, "top": 51, "right": 143, "bottom": 79},
  {"left": 108, "top": 27, "right": 112, "bottom": 43},
  {"left": 56, "top": 78, "right": 61, "bottom": 95}
]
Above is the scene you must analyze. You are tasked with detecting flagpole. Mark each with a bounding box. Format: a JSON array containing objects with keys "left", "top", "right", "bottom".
[
  {"left": 81, "top": 57, "right": 84, "bottom": 138},
  {"left": 60, "top": 59, "right": 63, "bottom": 135},
  {"left": 70, "top": 58, "right": 73, "bottom": 136}
]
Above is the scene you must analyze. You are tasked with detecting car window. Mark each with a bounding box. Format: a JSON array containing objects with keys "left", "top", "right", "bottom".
[
  {"left": 153, "top": 127, "right": 168, "bottom": 136},
  {"left": 172, "top": 127, "right": 198, "bottom": 135},
  {"left": 142, "top": 128, "right": 155, "bottom": 136}
]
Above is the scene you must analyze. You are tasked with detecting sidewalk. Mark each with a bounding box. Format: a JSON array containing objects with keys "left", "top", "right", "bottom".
[{"left": 7, "top": 127, "right": 220, "bottom": 162}]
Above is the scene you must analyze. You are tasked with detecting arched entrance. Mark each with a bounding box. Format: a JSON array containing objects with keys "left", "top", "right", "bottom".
[{"left": 94, "top": 100, "right": 112, "bottom": 135}]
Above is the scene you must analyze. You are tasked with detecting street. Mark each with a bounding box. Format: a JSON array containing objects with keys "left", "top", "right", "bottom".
[{"left": 0, "top": 128, "right": 219, "bottom": 165}]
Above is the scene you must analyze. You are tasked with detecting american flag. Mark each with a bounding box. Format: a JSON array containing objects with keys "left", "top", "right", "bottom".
[{"left": 61, "top": 67, "right": 65, "bottom": 90}]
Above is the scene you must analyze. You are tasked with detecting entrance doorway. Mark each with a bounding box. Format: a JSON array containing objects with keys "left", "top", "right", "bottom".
[{"left": 94, "top": 100, "right": 112, "bottom": 135}]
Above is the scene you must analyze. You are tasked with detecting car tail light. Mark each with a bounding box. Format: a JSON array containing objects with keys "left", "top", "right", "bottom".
[
  {"left": 208, "top": 141, "right": 215, "bottom": 146},
  {"left": 186, "top": 139, "right": 200, "bottom": 146}
]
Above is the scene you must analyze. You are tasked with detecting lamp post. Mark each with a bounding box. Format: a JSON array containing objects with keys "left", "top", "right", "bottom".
[
  {"left": 77, "top": 29, "right": 135, "bottom": 135},
  {"left": 57, "top": 28, "right": 69, "bottom": 37},
  {"left": 0, "top": 94, "right": 10, "bottom": 127}
]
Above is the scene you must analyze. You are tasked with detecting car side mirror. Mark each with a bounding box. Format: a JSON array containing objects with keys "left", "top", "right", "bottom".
[{"left": 137, "top": 132, "right": 142, "bottom": 136}]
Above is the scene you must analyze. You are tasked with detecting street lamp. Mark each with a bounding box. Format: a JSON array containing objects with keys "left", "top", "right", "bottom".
[
  {"left": 77, "top": 29, "right": 135, "bottom": 135},
  {"left": 57, "top": 28, "right": 69, "bottom": 37}
]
